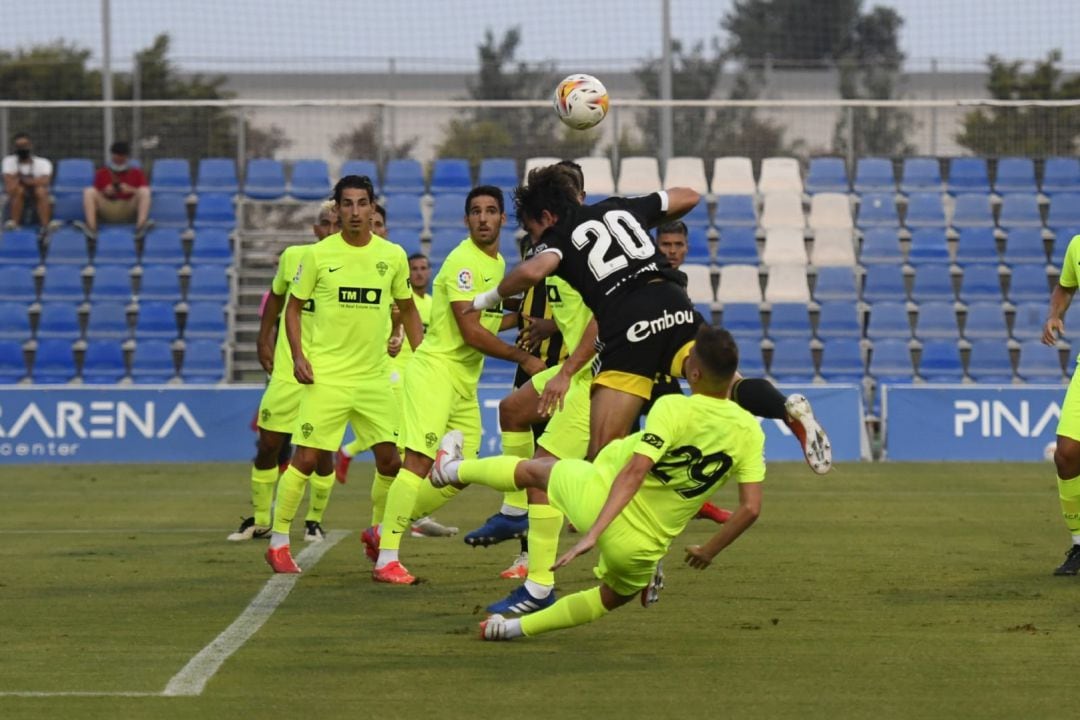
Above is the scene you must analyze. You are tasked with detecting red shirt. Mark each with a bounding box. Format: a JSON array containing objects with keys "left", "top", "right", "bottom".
[{"left": 93, "top": 166, "right": 147, "bottom": 200}]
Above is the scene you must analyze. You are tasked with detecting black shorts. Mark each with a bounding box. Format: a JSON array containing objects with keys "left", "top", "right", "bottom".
[{"left": 592, "top": 281, "right": 703, "bottom": 399}]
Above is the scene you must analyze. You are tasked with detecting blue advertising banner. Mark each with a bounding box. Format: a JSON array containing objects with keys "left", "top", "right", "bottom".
[{"left": 883, "top": 384, "right": 1065, "bottom": 461}]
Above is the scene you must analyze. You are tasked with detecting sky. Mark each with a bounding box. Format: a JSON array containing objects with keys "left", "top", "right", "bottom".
[{"left": 2, "top": 0, "right": 1079, "bottom": 75}]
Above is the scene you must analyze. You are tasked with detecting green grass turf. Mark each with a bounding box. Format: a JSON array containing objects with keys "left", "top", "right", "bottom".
[{"left": 0, "top": 461, "right": 1075, "bottom": 719}]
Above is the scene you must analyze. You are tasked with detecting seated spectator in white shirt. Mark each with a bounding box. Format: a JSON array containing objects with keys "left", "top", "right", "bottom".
[{"left": 2, "top": 132, "right": 53, "bottom": 229}]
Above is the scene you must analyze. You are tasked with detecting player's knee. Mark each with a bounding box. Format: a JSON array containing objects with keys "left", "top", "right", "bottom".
[
  {"left": 289, "top": 446, "right": 318, "bottom": 474},
  {"left": 374, "top": 451, "right": 401, "bottom": 477},
  {"left": 254, "top": 436, "right": 282, "bottom": 465},
  {"left": 499, "top": 394, "right": 531, "bottom": 430},
  {"left": 314, "top": 451, "right": 335, "bottom": 476},
  {"left": 1055, "top": 441, "right": 1080, "bottom": 479}
]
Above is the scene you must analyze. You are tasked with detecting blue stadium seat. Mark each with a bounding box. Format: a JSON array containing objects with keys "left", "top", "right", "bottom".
[
  {"left": 243, "top": 159, "right": 286, "bottom": 200},
  {"left": 339, "top": 159, "right": 379, "bottom": 189},
  {"left": 52, "top": 158, "right": 94, "bottom": 193},
  {"left": 962, "top": 302, "right": 1008, "bottom": 340},
  {"left": 394, "top": 232, "right": 424, "bottom": 258},
  {"left": 994, "top": 157, "right": 1037, "bottom": 194},
  {"left": 913, "top": 301, "right": 958, "bottom": 340},
  {"left": 718, "top": 303, "right": 763, "bottom": 339},
  {"left": 183, "top": 302, "right": 226, "bottom": 339},
  {"left": 714, "top": 227, "right": 759, "bottom": 264},
  {"left": 496, "top": 230, "right": 521, "bottom": 261},
  {"left": 682, "top": 202, "right": 711, "bottom": 232},
  {"left": 45, "top": 227, "right": 90, "bottom": 265},
  {"left": 766, "top": 303, "right": 811, "bottom": 340},
  {"left": 917, "top": 340, "right": 963, "bottom": 383},
  {"left": 290, "top": 160, "right": 331, "bottom": 201},
  {"left": 903, "top": 192, "right": 946, "bottom": 228},
  {"left": 950, "top": 193, "right": 995, "bottom": 229},
  {"left": 150, "top": 158, "right": 192, "bottom": 194},
  {"left": 1047, "top": 192, "right": 1080, "bottom": 231},
  {"left": 954, "top": 227, "right": 1000, "bottom": 266},
  {"left": 0, "top": 302, "right": 30, "bottom": 340},
  {"left": 805, "top": 157, "right": 849, "bottom": 194},
  {"left": 140, "top": 227, "right": 186, "bottom": 266},
  {"left": 134, "top": 301, "right": 178, "bottom": 340},
  {"left": 735, "top": 340, "right": 766, "bottom": 377},
  {"left": 148, "top": 192, "right": 190, "bottom": 229},
  {"left": 94, "top": 227, "right": 137, "bottom": 265},
  {"left": 0, "top": 266, "right": 37, "bottom": 302},
  {"left": 866, "top": 301, "right": 911, "bottom": 340},
  {"left": 186, "top": 265, "right": 230, "bottom": 302},
  {"left": 862, "top": 265, "right": 907, "bottom": 304},
  {"left": 957, "top": 263, "right": 1002, "bottom": 304},
  {"left": 813, "top": 266, "right": 859, "bottom": 302},
  {"left": 1010, "top": 301, "right": 1045, "bottom": 342},
  {"left": 427, "top": 228, "right": 460, "bottom": 265},
  {"left": 685, "top": 227, "right": 712, "bottom": 264},
  {"left": 906, "top": 228, "right": 951, "bottom": 266},
  {"left": 868, "top": 338, "right": 914, "bottom": 382},
  {"left": 1007, "top": 264, "right": 1050, "bottom": 303},
  {"left": 855, "top": 193, "right": 900, "bottom": 228},
  {"left": 430, "top": 158, "right": 472, "bottom": 193},
  {"left": 40, "top": 265, "right": 85, "bottom": 303},
  {"left": 35, "top": 302, "right": 80, "bottom": 340},
  {"left": 859, "top": 227, "right": 903, "bottom": 265},
  {"left": 195, "top": 158, "right": 239, "bottom": 195},
  {"left": 910, "top": 264, "right": 954, "bottom": 302},
  {"left": 1001, "top": 227, "right": 1048, "bottom": 265},
  {"left": 130, "top": 339, "right": 176, "bottom": 384},
  {"left": 430, "top": 193, "right": 468, "bottom": 228},
  {"left": 81, "top": 339, "right": 126, "bottom": 383},
  {"left": 947, "top": 158, "right": 991, "bottom": 194},
  {"left": 384, "top": 194, "right": 424, "bottom": 230},
  {"left": 998, "top": 193, "right": 1043, "bottom": 229},
  {"left": 768, "top": 338, "right": 816, "bottom": 383},
  {"left": 137, "top": 264, "right": 182, "bottom": 302},
  {"left": 966, "top": 339, "right": 1014, "bottom": 382},
  {"left": 188, "top": 229, "right": 232, "bottom": 265},
  {"left": 713, "top": 195, "right": 757, "bottom": 227},
  {"left": 900, "top": 158, "right": 943, "bottom": 194},
  {"left": 193, "top": 193, "right": 236, "bottom": 230},
  {"left": 853, "top": 157, "right": 896, "bottom": 194},
  {"left": 818, "top": 339, "right": 865, "bottom": 383},
  {"left": 0, "top": 339, "right": 25, "bottom": 383},
  {"left": 31, "top": 338, "right": 75, "bottom": 384},
  {"left": 815, "top": 301, "right": 862, "bottom": 339},
  {"left": 181, "top": 339, "right": 224, "bottom": 383},
  {"left": 85, "top": 301, "right": 130, "bottom": 339},
  {"left": 89, "top": 264, "right": 133, "bottom": 303},
  {"left": 478, "top": 158, "right": 518, "bottom": 194},
  {"left": 383, "top": 159, "right": 426, "bottom": 194},
  {"left": 0, "top": 229, "right": 41, "bottom": 265},
  {"left": 1017, "top": 340, "right": 1065, "bottom": 382},
  {"left": 52, "top": 193, "right": 84, "bottom": 223},
  {"left": 1042, "top": 157, "right": 1080, "bottom": 196}
]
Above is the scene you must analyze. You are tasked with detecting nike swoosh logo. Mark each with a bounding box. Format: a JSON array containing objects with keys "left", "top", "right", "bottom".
[
  {"left": 329, "top": 266, "right": 344, "bottom": 273},
  {"left": 483, "top": 277, "right": 493, "bottom": 282},
  {"left": 390, "top": 529, "right": 402, "bottom": 534}
]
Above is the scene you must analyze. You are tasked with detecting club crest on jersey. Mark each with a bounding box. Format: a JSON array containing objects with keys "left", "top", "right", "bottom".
[
  {"left": 642, "top": 432, "right": 665, "bottom": 449},
  {"left": 376, "top": 261, "right": 389, "bottom": 276},
  {"left": 301, "top": 422, "right": 314, "bottom": 439},
  {"left": 425, "top": 432, "right": 438, "bottom": 448},
  {"left": 457, "top": 269, "right": 474, "bottom": 292},
  {"left": 260, "top": 408, "right": 272, "bottom": 423}
]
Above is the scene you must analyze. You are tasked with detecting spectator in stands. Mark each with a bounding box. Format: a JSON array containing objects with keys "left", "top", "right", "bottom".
[
  {"left": 78, "top": 141, "right": 152, "bottom": 239},
  {"left": 2, "top": 132, "right": 53, "bottom": 229},
  {"left": 656, "top": 220, "right": 689, "bottom": 269}
]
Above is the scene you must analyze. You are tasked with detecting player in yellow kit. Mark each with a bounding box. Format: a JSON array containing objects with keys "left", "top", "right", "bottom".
[{"left": 430, "top": 325, "right": 765, "bottom": 640}]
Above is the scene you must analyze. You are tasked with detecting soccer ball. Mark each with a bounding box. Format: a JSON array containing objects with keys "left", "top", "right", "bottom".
[{"left": 553, "top": 74, "right": 609, "bottom": 130}]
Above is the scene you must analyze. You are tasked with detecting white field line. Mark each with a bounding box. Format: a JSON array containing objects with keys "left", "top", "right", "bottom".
[
  {"left": 0, "top": 530, "right": 348, "bottom": 699},
  {"left": 0, "top": 528, "right": 229, "bottom": 535}
]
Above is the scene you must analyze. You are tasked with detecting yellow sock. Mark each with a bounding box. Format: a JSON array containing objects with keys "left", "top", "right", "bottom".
[
  {"left": 379, "top": 468, "right": 422, "bottom": 551},
  {"left": 305, "top": 471, "right": 334, "bottom": 523},
  {"left": 370, "top": 471, "right": 395, "bottom": 527},
  {"left": 520, "top": 586, "right": 608, "bottom": 637},
  {"left": 251, "top": 466, "right": 278, "bottom": 527},
  {"left": 344, "top": 437, "right": 366, "bottom": 457},
  {"left": 271, "top": 465, "right": 310, "bottom": 536},
  {"left": 458, "top": 456, "right": 523, "bottom": 493},
  {"left": 413, "top": 479, "right": 460, "bottom": 518},
  {"left": 1059, "top": 475, "right": 1080, "bottom": 534},
  {"left": 500, "top": 430, "right": 534, "bottom": 512},
  {"left": 525, "top": 504, "right": 564, "bottom": 587}
]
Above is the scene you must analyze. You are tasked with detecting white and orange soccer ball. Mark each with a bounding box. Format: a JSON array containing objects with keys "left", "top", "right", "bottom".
[{"left": 553, "top": 74, "right": 609, "bottom": 130}]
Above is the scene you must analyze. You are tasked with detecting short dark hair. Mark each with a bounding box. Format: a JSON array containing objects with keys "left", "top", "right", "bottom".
[
  {"left": 657, "top": 220, "right": 688, "bottom": 237},
  {"left": 374, "top": 202, "right": 387, "bottom": 221},
  {"left": 556, "top": 159, "right": 585, "bottom": 194},
  {"left": 693, "top": 325, "right": 739, "bottom": 381},
  {"left": 513, "top": 165, "right": 580, "bottom": 225},
  {"left": 12, "top": 132, "right": 29, "bottom": 144},
  {"left": 407, "top": 252, "right": 429, "bottom": 263},
  {"left": 109, "top": 140, "right": 131, "bottom": 156},
  {"left": 333, "top": 174, "right": 376, "bottom": 205},
  {"left": 466, "top": 185, "right": 505, "bottom": 215}
]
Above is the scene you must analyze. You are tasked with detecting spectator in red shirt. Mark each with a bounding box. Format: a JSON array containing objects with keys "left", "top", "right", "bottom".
[{"left": 78, "top": 140, "right": 152, "bottom": 238}]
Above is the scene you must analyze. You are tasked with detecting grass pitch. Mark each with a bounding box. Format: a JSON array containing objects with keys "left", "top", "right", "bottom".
[{"left": 0, "top": 461, "right": 1074, "bottom": 719}]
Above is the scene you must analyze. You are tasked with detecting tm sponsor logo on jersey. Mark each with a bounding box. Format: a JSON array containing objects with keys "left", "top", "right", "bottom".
[
  {"left": 626, "top": 308, "right": 696, "bottom": 342},
  {"left": 338, "top": 287, "right": 382, "bottom": 306}
]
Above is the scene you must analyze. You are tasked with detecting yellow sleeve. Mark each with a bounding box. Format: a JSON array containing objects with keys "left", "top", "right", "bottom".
[
  {"left": 1060, "top": 235, "right": 1080, "bottom": 289},
  {"left": 733, "top": 424, "right": 767, "bottom": 484},
  {"left": 635, "top": 395, "right": 684, "bottom": 464},
  {"left": 443, "top": 249, "right": 479, "bottom": 303},
  {"left": 391, "top": 245, "right": 411, "bottom": 301},
  {"left": 290, "top": 245, "right": 317, "bottom": 301},
  {"left": 271, "top": 246, "right": 295, "bottom": 295}
]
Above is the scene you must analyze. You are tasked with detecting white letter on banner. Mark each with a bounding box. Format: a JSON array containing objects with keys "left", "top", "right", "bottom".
[
  {"left": 118, "top": 402, "right": 154, "bottom": 439},
  {"left": 994, "top": 401, "right": 1029, "bottom": 438},
  {"left": 1032, "top": 402, "right": 1062, "bottom": 437},
  {"left": 157, "top": 403, "right": 205, "bottom": 438},
  {"left": 982, "top": 401, "right": 991, "bottom": 436},
  {"left": 8, "top": 403, "right": 54, "bottom": 438},
  {"left": 954, "top": 400, "right": 979, "bottom": 436},
  {"left": 55, "top": 401, "right": 86, "bottom": 439},
  {"left": 88, "top": 401, "right": 115, "bottom": 439}
]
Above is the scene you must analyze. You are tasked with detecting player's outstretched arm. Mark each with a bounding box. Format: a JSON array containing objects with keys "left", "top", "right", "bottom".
[
  {"left": 553, "top": 453, "right": 653, "bottom": 570},
  {"left": 256, "top": 290, "right": 285, "bottom": 373},
  {"left": 450, "top": 300, "right": 547, "bottom": 376},
  {"left": 284, "top": 294, "right": 313, "bottom": 384},
  {"left": 395, "top": 296, "right": 425, "bottom": 351},
  {"left": 685, "top": 482, "right": 762, "bottom": 569},
  {"left": 471, "top": 251, "right": 561, "bottom": 312},
  {"left": 1044, "top": 284, "right": 1076, "bottom": 345},
  {"left": 658, "top": 187, "right": 701, "bottom": 225}
]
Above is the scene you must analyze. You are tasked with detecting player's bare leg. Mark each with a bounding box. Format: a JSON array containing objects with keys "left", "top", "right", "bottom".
[{"left": 586, "top": 386, "right": 647, "bottom": 460}]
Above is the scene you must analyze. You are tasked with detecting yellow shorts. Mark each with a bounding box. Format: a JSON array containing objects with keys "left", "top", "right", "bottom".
[
  {"left": 399, "top": 353, "right": 482, "bottom": 460},
  {"left": 256, "top": 376, "right": 304, "bottom": 434},
  {"left": 293, "top": 375, "right": 398, "bottom": 452},
  {"left": 1057, "top": 361, "right": 1080, "bottom": 441},
  {"left": 533, "top": 364, "right": 591, "bottom": 460},
  {"left": 548, "top": 458, "right": 666, "bottom": 597}
]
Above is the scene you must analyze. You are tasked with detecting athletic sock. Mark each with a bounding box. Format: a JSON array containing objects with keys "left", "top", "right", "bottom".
[
  {"left": 500, "top": 430, "right": 535, "bottom": 514},
  {"left": 730, "top": 377, "right": 788, "bottom": 419},
  {"left": 343, "top": 437, "right": 365, "bottom": 457},
  {"left": 271, "top": 465, "right": 310, "bottom": 537},
  {"left": 457, "top": 456, "right": 523, "bottom": 493},
  {"left": 1059, "top": 475, "right": 1080, "bottom": 535},
  {"left": 525, "top": 503, "right": 563, "bottom": 588},
  {"left": 370, "top": 471, "right": 395, "bottom": 527},
  {"left": 250, "top": 466, "right": 278, "bottom": 528},
  {"left": 379, "top": 468, "right": 422, "bottom": 553},
  {"left": 413, "top": 479, "right": 460, "bottom": 518},
  {"left": 305, "top": 471, "right": 334, "bottom": 523},
  {"left": 519, "top": 586, "right": 608, "bottom": 637}
]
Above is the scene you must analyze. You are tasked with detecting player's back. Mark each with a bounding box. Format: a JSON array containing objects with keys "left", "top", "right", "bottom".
[{"left": 269, "top": 243, "right": 316, "bottom": 382}]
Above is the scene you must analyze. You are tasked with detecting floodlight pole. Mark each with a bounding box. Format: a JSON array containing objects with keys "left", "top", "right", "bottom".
[
  {"left": 658, "top": 0, "right": 673, "bottom": 172},
  {"left": 101, "top": 0, "right": 114, "bottom": 158}
]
